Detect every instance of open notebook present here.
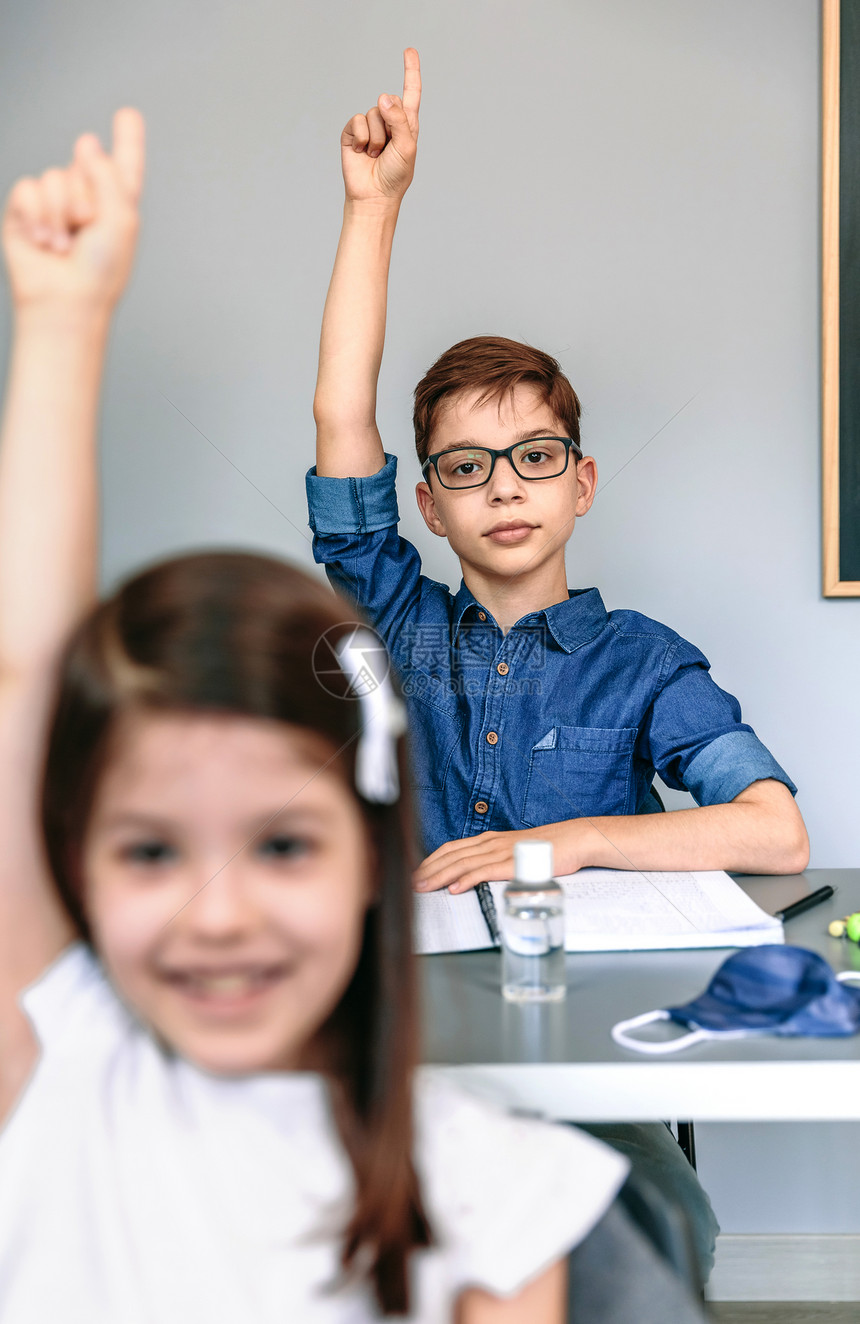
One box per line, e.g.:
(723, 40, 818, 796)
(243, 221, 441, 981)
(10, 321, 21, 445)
(414, 869, 784, 955)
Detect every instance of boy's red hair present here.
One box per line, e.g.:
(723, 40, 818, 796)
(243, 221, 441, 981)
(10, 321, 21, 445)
(412, 335, 582, 464)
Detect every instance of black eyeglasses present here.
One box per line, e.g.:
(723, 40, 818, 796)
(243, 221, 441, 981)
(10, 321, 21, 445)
(421, 436, 582, 490)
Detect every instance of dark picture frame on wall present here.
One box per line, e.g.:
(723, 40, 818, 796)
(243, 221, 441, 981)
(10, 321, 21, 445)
(823, 0, 860, 595)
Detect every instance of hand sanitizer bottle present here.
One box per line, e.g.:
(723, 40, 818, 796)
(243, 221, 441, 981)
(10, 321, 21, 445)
(501, 841, 566, 1002)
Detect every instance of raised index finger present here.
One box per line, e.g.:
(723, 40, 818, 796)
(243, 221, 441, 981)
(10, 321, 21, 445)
(402, 47, 421, 133)
(111, 107, 146, 202)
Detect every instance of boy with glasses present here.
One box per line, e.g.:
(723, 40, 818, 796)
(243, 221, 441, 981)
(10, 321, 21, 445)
(307, 50, 807, 895)
(305, 52, 808, 1281)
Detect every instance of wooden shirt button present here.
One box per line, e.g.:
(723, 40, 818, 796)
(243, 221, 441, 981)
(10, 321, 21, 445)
(478, 611, 487, 621)
(496, 662, 509, 675)
(486, 731, 499, 745)
(474, 800, 489, 814)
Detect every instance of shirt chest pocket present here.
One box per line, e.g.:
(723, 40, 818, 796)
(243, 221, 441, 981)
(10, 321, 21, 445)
(520, 725, 637, 826)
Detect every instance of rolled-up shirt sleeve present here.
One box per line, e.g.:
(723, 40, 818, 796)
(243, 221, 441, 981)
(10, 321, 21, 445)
(641, 639, 797, 805)
(306, 452, 401, 536)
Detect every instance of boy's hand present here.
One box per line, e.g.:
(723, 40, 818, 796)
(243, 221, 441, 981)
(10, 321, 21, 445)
(341, 48, 420, 205)
(414, 823, 583, 895)
(2, 107, 145, 313)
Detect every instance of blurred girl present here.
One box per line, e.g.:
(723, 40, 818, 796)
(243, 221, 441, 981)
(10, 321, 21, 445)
(0, 113, 628, 1322)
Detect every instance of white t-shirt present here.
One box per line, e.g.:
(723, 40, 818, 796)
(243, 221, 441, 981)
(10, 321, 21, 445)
(0, 944, 628, 1323)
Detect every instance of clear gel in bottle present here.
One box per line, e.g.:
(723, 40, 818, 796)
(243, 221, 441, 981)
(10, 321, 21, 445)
(501, 841, 566, 1003)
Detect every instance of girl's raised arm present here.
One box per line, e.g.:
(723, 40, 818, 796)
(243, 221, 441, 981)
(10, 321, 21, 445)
(0, 110, 144, 1113)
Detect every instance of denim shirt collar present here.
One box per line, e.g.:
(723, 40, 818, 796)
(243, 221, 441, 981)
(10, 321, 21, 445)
(452, 581, 608, 653)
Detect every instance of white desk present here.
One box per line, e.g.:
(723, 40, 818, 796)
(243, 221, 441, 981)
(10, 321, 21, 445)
(420, 870, 860, 1121)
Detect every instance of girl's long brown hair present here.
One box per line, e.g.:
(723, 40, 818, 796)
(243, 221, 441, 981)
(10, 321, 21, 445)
(40, 550, 431, 1315)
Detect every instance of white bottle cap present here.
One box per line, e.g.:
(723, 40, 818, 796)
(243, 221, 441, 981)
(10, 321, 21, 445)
(514, 840, 554, 883)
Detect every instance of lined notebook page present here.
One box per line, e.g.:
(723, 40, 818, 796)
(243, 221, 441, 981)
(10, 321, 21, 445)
(413, 888, 495, 954)
(490, 869, 784, 952)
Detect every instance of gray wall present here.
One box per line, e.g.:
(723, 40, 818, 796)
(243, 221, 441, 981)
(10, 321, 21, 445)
(1, 0, 853, 860)
(1, 0, 857, 1234)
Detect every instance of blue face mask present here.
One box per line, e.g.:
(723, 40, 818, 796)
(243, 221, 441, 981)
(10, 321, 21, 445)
(612, 945, 860, 1055)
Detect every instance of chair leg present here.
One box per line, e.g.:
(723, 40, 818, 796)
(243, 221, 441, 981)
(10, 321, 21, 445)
(675, 1121, 697, 1169)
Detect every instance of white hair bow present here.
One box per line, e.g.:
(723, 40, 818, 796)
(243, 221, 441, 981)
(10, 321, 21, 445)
(334, 628, 407, 804)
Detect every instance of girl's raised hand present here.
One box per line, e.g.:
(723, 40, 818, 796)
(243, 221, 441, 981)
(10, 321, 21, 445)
(1, 107, 145, 312)
(341, 48, 421, 205)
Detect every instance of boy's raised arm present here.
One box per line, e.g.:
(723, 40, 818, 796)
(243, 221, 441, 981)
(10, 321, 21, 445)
(314, 48, 420, 478)
(0, 112, 144, 1061)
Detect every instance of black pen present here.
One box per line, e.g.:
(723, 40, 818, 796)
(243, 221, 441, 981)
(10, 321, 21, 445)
(774, 885, 835, 923)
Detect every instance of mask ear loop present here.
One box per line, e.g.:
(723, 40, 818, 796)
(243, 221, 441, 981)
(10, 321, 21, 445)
(611, 1009, 713, 1055)
(836, 972, 860, 985)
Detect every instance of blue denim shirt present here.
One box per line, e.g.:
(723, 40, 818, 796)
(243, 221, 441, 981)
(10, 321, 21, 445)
(306, 454, 796, 855)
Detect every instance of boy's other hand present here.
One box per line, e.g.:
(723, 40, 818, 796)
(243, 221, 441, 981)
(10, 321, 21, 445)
(414, 823, 580, 895)
(2, 107, 145, 313)
(341, 48, 420, 205)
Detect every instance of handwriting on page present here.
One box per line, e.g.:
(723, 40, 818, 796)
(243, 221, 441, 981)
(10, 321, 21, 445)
(560, 869, 780, 939)
(562, 872, 723, 934)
